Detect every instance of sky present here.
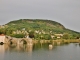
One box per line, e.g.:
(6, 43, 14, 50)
(0, 0, 80, 32)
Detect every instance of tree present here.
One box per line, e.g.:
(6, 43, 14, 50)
(44, 34, 51, 40)
(62, 33, 70, 39)
(11, 34, 25, 38)
(0, 28, 6, 34)
(29, 31, 34, 38)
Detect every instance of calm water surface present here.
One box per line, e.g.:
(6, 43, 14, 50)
(0, 43, 80, 60)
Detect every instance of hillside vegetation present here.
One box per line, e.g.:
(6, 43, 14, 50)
(0, 19, 80, 40)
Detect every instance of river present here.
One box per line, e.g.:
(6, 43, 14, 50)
(0, 43, 80, 60)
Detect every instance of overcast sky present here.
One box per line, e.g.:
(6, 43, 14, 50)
(0, 0, 80, 32)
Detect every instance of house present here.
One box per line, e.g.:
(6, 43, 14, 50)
(0, 34, 5, 44)
(54, 34, 63, 37)
(51, 35, 55, 39)
(54, 34, 63, 39)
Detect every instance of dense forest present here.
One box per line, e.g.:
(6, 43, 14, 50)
(0, 19, 80, 40)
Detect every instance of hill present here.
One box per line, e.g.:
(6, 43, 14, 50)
(0, 19, 80, 39)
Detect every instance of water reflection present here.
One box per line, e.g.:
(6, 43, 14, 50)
(0, 43, 80, 54)
(0, 43, 52, 53)
(0, 44, 33, 53)
(0, 44, 55, 53)
(0, 43, 80, 53)
(0, 45, 5, 53)
(0, 43, 80, 60)
(0, 45, 6, 60)
(9, 44, 33, 52)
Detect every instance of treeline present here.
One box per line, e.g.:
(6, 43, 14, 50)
(0, 27, 80, 40)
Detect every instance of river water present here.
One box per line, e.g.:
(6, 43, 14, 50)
(0, 43, 80, 60)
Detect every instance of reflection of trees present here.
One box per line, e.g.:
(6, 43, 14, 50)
(0, 45, 6, 60)
(33, 43, 48, 51)
(4, 44, 33, 52)
(0, 43, 49, 53)
(1, 43, 39, 53)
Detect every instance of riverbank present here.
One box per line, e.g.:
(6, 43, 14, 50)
(2, 36, 80, 45)
(32, 39, 80, 45)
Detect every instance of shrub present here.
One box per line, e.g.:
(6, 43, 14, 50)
(11, 34, 25, 38)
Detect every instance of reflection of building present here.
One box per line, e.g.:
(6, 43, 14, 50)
(0, 45, 5, 60)
(0, 44, 10, 53)
(0, 44, 10, 60)
(16, 44, 33, 52)
(26, 45, 33, 52)
(0, 45, 5, 53)
(49, 44, 53, 50)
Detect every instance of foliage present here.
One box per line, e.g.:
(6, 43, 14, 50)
(43, 34, 51, 40)
(62, 33, 70, 39)
(0, 19, 80, 39)
(11, 34, 25, 38)
(0, 28, 6, 34)
(29, 31, 34, 38)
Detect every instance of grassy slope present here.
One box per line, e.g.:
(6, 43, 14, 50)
(6, 19, 80, 35)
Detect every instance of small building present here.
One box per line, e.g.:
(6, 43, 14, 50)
(0, 34, 5, 44)
(54, 34, 63, 37)
(54, 34, 63, 39)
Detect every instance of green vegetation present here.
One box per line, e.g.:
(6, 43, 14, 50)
(0, 19, 80, 39)
(11, 34, 25, 38)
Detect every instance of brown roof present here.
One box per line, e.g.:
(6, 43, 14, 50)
(0, 34, 5, 36)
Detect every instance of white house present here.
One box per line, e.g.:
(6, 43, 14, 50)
(0, 34, 5, 44)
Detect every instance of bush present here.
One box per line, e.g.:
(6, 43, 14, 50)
(11, 34, 25, 38)
(44, 34, 51, 40)
(29, 31, 34, 38)
(62, 33, 70, 39)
